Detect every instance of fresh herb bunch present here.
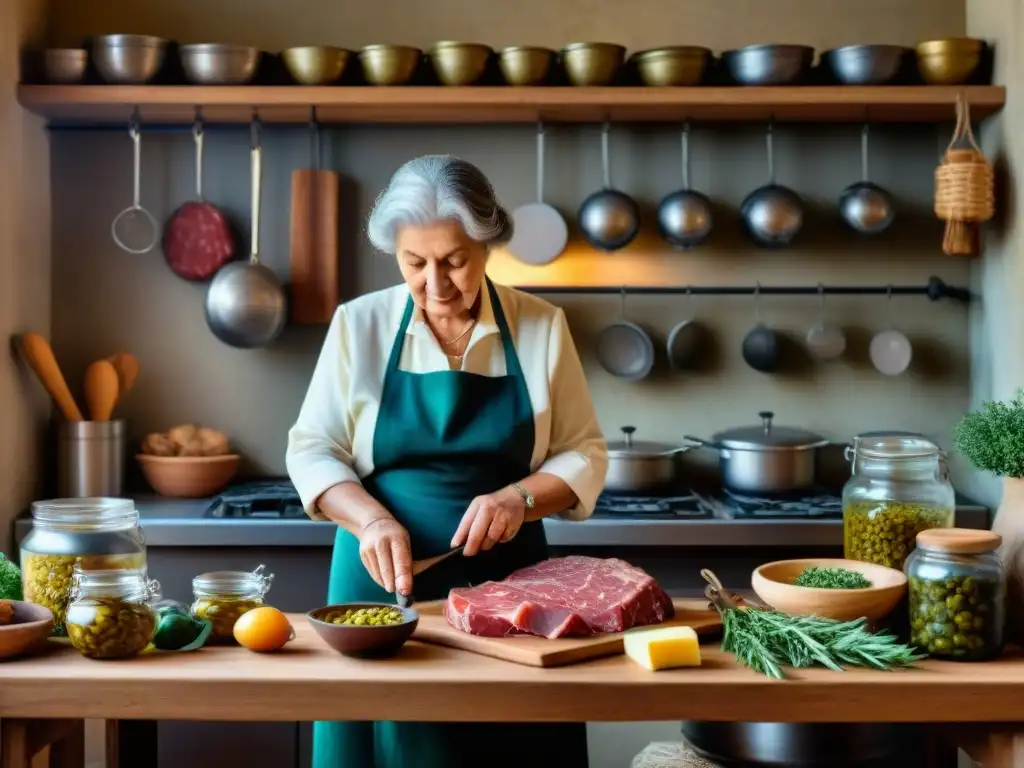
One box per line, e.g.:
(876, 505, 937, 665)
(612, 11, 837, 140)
(0, 553, 22, 601)
(954, 390, 1024, 478)
(719, 607, 922, 680)
(794, 566, 872, 590)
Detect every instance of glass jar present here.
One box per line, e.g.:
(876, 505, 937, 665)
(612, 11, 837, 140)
(20, 498, 147, 634)
(905, 528, 1006, 661)
(841, 436, 954, 571)
(191, 564, 274, 642)
(66, 565, 160, 659)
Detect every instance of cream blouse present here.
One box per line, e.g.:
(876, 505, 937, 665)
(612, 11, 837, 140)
(285, 280, 608, 521)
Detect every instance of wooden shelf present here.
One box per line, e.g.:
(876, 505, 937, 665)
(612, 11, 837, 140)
(17, 84, 1005, 126)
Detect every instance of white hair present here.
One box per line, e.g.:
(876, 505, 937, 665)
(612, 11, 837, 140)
(367, 155, 513, 254)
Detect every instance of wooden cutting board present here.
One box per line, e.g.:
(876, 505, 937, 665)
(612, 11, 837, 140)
(412, 598, 722, 668)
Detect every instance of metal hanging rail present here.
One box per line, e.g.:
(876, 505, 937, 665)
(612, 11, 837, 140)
(517, 276, 971, 302)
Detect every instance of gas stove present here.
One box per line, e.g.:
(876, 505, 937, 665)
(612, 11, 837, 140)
(204, 480, 305, 519)
(592, 488, 843, 520)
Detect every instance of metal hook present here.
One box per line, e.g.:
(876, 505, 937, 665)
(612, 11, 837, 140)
(128, 107, 141, 139)
(619, 286, 627, 318)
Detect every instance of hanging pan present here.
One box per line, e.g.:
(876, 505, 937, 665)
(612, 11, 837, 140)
(578, 121, 640, 251)
(595, 288, 654, 381)
(506, 122, 568, 265)
(162, 118, 237, 281)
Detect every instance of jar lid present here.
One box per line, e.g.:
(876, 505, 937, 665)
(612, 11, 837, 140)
(193, 564, 274, 596)
(856, 436, 941, 460)
(607, 426, 683, 458)
(71, 565, 160, 600)
(916, 528, 1001, 554)
(712, 411, 826, 451)
(31, 497, 138, 528)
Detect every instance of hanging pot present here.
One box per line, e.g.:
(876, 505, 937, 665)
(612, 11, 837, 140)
(578, 121, 640, 251)
(684, 411, 829, 494)
(657, 122, 712, 249)
(740, 123, 803, 248)
(605, 426, 694, 493)
(838, 123, 894, 235)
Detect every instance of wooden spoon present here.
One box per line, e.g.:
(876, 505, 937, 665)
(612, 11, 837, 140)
(83, 359, 120, 421)
(106, 352, 140, 397)
(16, 333, 83, 421)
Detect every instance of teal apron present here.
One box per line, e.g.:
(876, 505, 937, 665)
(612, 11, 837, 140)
(313, 279, 588, 768)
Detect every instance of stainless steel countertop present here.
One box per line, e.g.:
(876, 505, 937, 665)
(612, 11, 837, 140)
(11, 495, 990, 549)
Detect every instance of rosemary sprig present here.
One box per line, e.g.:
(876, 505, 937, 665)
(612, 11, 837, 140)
(793, 566, 872, 590)
(720, 607, 923, 680)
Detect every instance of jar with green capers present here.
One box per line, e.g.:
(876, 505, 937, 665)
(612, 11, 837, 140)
(905, 528, 1006, 661)
(842, 436, 954, 570)
(190, 565, 274, 642)
(20, 498, 147, 635)
(66, 565, 160, 659)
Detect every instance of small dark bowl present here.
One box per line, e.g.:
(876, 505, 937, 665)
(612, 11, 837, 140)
(307, 603, 418, 658)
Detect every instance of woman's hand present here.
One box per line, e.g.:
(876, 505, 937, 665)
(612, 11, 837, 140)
(452, 488, 526, 556)
(359, 517, 412, 595)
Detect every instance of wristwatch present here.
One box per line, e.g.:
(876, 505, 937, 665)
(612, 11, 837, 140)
(509, 482, 535, 510)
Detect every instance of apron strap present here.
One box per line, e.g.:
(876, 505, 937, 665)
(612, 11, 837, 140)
(384, 293, 417, 377)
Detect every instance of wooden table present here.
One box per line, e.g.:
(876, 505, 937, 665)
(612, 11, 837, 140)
(1, 616, 1024, 766)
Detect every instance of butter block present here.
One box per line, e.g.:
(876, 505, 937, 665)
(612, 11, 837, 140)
(624, 625, 702, 671)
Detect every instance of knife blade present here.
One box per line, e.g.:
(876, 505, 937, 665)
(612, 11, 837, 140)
(397, 546, 464, 608)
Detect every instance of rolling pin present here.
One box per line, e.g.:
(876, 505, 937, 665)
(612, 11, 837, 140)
(289, 120, 339, 325)
(83, 359, 120, 421)
(17, 333, 83, 421)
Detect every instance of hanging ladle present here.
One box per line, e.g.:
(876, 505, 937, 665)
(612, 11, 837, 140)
(839, 123, 895, 235)
(657, 122, 713, 249)
(111, 115, 159, 254)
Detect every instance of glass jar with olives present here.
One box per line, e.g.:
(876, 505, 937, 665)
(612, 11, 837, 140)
(191, 564, 274, 642)
(905, 528, 1006, 661)
(20, 498, 147, 634)
(66, 565, 160, 659)
(842, 436, 954, 571)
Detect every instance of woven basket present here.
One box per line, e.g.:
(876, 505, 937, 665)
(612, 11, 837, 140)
(934, 93, 994, 257)
(632, 742, 723, 768)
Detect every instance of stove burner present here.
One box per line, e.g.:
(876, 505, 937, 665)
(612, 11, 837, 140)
(591, 492, 713, 520)
(205, 480, 306, 519)
(721, 488, 842, 519)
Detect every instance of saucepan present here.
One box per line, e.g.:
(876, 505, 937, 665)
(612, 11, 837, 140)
(605, 426, 695, 493)
(684, 411, 830, 494)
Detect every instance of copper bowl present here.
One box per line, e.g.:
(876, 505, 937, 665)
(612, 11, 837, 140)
(632, 46, 711, 86)
(359, 44, 422, 85)
(498, 46, 555, 85)
(915, 37, 984, 84)
(43, 48, 88, 84)
(561, 42, 626, 86)
(308, 603, 418, 658)
(282, 46, 351, 85)
(136, 454, 240, 498)
(429, 41, 492, 86)
(0, 602, 54, 659)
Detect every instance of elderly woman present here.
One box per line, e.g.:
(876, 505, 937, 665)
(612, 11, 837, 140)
(286, 154, 608, 768)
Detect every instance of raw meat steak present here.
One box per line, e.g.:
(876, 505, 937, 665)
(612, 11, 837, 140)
(445, 556, 674, 638)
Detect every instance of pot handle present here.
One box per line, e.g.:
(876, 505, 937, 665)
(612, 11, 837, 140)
(683, 436, 720, 451)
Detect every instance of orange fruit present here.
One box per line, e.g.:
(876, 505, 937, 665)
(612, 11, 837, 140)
(233, 606, 294, 652)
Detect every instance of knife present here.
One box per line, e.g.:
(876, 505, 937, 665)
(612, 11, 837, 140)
(397, 546, 464, 608)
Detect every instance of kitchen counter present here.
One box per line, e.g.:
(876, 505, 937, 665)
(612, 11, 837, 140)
(2, 620, 1024, 767)
(11, 495, 990, 549)
(1, 619, 1023, 724)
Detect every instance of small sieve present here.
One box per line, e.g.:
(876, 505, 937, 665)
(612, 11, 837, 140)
(111, 116, 159, 254)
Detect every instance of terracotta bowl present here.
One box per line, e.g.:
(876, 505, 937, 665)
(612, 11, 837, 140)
(136, 454, 240, 498)
(308, 603, 418, 658)
(0, 602, 54, 659)
(752, 558, 907, 623)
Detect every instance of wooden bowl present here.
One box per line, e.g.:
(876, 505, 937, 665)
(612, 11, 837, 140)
(752, 558, 907, 623)
(0, 602, 54, 659)
(307, 603, 418, 658)
(136, 454, 239, 498)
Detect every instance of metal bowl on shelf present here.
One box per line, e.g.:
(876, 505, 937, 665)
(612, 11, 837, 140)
(915, 37, 983, 84)
(823, 44, 908, 85)
(498, 46, 554, 85)
(632, 46, 711, 86)
(43, 48, 88, 84)
(359, 44, 422, 85)
(91, 34, 167, 84)
(179, 44, 261, 85)
(429, 41, 493, 86)
(722, 44, 814, 85)
(281, 46, 350, 85)
(560, 42, 626, 86)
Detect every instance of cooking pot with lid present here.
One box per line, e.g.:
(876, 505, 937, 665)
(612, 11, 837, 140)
(605, 426, 694, 494)
(684, 411, 829, 494)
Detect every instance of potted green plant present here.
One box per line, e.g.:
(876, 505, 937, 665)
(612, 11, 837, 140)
(954, 390, 1024, 643)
